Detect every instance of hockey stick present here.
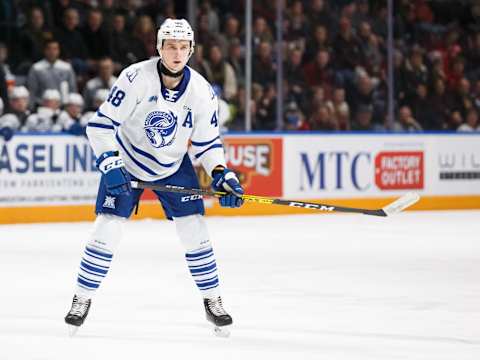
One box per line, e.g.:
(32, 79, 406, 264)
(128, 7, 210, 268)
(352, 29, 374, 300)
(131, 181, 420, 217)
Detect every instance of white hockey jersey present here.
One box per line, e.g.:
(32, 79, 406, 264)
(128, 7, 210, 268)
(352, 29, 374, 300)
(86, 58, 226, 181)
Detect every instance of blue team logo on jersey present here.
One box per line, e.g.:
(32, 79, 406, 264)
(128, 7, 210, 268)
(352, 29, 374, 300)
(144, 111, 178, 148)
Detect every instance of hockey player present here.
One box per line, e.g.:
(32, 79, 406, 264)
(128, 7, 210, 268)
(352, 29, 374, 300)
(64, 18, 244, 336)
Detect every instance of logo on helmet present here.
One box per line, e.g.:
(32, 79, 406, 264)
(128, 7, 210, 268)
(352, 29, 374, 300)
(144, 111, 178, 148)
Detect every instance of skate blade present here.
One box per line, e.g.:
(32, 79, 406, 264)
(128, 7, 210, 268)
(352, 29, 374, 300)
(213, 325, 231, 338)
(68, 325, 79, 337)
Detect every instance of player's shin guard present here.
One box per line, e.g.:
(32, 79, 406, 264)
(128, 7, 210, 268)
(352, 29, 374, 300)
(185, 246, 220, 299)
(75, 214, 124, 298)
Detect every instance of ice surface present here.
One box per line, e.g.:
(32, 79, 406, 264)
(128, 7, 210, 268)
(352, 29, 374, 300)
(1, 211, 479, 360)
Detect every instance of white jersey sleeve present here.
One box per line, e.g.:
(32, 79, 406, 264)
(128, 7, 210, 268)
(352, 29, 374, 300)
(190, 83, 226, 176)
(86, 66, 145, 157)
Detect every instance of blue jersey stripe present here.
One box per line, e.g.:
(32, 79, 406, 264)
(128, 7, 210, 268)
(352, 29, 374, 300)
(194, 144, 223, 159)
(87, 122, 115, 130)
(191, 136, 220, 147)
(130, 142, 176, 168)
(116, 133, 158, 176)
(97, 110, 121, 126)
(86, 246, 113, 259)
(185, 248, 213, 259)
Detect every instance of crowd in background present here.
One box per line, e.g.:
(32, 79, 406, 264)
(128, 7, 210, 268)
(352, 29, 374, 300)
(1, 0, 480, 140)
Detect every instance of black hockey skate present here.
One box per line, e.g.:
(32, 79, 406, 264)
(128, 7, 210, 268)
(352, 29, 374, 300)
(65, 295, 91, 336)
(204, 297, 232, 337)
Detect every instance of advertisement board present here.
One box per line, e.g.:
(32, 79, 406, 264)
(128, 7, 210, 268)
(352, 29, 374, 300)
(283, 134, 480, 199)
(0, 135, 99, 207)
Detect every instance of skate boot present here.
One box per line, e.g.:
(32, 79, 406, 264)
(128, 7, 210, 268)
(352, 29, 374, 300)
(65, 295, 91, 336)
(204, 296, 232, 337)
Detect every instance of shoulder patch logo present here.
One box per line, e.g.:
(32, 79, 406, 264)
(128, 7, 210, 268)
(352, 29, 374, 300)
(148, 95, 158, 103)
(144, 111, 178, 148)
(126, 68, 139, 83)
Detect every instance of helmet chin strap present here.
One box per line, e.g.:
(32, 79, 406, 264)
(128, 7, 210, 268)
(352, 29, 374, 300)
(159, 61, 184, 78)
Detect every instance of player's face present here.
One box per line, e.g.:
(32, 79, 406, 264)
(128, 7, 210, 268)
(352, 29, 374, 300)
(161, 40, 191, 72)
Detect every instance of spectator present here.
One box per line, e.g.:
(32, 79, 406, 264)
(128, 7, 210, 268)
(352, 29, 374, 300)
(252, 17, 274, 48)
(252, 41, 276, 87)
(285, 48, 307, 103)
(5, 86, 31, 127)
(446, 56, 465, 91)
(403, 45, 429, 101)
(393, 105, 423, 132)
(190, 44, 210, 79)
(99, 0, 116, 32)
(255, 84, 276, 130)
(22, 89, 62, 132)
(133, 15, 157, 58)
(111, 12, 148, 71)
(358, 21, 383, 75)
(450, 77, 474, 117)
(199, 0, 220, 34)
(16, 7, 54, 74)
(0, 43, 15, 92)
(27, 39, 77, 107)
(217, 15, 241, 56)
(427, 78, 450, 130)
(332, 17, 363, 72)
(82, 8, 113, 62)
(326, 87, 351, 130)
(352, 0, 373, 28)
(283, 101, 306, 131)
(51, 0, 88, 28)
(227, 39, 244, 87)
(347, 72, 377, 120)
(287, 0, 308, 47)
(304, 24, 330, 63)
(458, 108, 480, 131)
(310, 104, 337, 130)
(196, 13, 220, 51)
(82, 57, 117, 111)
(408, 83, 435, 130)
(303, 49, 334, 92)
(445, 110, 463, 130)
(0, 113, 19, 140)
(351, 104, 374, 131)
(307, 0, 333, 33)
(54, 8, 89, 64)
(204, 45, 237, 101)
(57, 93, 85, 135)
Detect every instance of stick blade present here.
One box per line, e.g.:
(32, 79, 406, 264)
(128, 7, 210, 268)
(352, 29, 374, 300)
(382, 192, 420, 216)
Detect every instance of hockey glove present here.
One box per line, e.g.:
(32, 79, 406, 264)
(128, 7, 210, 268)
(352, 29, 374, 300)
(96, 151, 131, 196)
(211, 166, 244, 208)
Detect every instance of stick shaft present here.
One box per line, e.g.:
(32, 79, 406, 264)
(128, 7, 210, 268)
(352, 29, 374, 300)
(131, 181, 387, 216)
